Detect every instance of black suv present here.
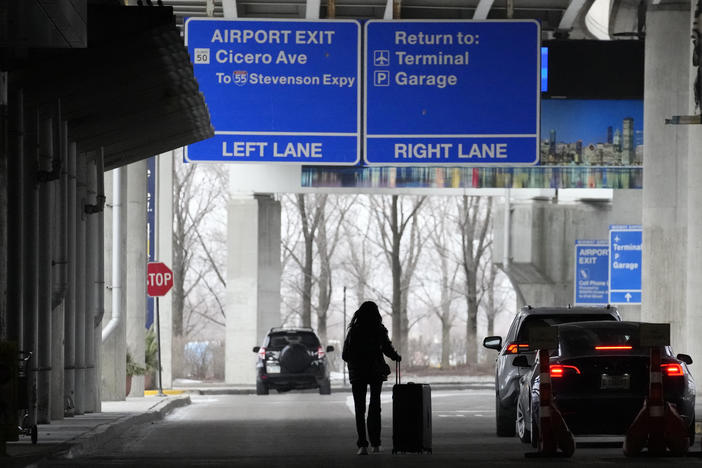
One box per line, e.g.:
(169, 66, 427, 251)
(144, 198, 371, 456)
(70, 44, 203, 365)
(253, 327, 334, 395)
(482, 305, 621, 437)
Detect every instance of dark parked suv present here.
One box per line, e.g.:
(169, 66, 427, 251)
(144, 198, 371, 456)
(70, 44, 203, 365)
(253, 327, 334, 395)
(482, 305, 621, 436)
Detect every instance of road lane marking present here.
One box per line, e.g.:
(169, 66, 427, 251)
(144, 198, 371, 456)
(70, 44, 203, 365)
(344, 391, 497, 416)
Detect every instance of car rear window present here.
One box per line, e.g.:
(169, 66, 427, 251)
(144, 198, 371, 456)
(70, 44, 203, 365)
(557, 322, 646, 356)
(516, 314, 616, 342)
(268, 332, 320, 349)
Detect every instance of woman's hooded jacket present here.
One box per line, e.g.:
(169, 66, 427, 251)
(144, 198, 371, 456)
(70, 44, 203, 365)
(342, 323, 400, 384)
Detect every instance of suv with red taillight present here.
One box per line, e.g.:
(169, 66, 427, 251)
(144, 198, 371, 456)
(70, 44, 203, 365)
(253, 327, 334, 395)
(482, 305, 621, 437)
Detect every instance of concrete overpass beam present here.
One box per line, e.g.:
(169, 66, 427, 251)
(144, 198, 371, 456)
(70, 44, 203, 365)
(495, 191, 641, 315)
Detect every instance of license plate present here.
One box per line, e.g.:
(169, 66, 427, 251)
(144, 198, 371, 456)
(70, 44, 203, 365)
(266, 364, 280, 374)
(600, 374, 630, 390)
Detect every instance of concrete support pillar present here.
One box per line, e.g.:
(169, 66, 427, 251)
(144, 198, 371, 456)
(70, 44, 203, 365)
(256, 195, 281, 338)
(156, 152, 174, 389)
(74, 155, 86, 415)
(101, 169, 128, 400)
(37, 115, 53, 423)
(50, 119, 68, 420)
(0, 72, 7, 341)
(64, 141, 77, 416)
(126, 160, 147, 396)
(641, 4, 690, 352)
(225, 194, 281, 384)
(6, 89, 22, 345)
(84, 157, 97, 413)
(22, 104, 39, 428)
(686, 4, 702, 387)
(93, 152, 105, 412)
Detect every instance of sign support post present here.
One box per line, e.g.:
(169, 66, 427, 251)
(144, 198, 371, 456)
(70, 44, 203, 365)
(155, 297, 165, 398)
(147, 262, 174, 397)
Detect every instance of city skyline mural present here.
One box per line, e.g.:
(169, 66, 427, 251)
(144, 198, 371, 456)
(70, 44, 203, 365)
(540, 99, 643, 166)
(302, 99, 644, 189)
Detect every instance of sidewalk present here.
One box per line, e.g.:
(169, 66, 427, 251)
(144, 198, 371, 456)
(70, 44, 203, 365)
(4, 394, 191, 468)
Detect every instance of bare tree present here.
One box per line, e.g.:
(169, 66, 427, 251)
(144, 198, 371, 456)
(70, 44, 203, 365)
(341, 196, 378, 307)
(419, 197, 461, 369)
(457, 196, 492, 370)
(314, 196, 354, 343)
(370, 195, 426, 360)
(284, 194, 326, 328)
(280, 194, 304, 326)
(172, 160, 227, 373)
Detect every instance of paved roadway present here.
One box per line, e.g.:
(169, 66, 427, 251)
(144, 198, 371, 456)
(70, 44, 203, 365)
(42, 389, 702, 467)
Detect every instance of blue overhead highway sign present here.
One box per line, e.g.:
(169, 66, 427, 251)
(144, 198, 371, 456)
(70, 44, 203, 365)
(364, 20, 540, 166)
(609, 225, 642, 304)
(574, 240, 609, 305)
(184, 18, 361, 165)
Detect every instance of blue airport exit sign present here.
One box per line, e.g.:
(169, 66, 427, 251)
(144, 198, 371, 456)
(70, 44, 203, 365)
(184, 19, 361, 165)
(364, 20, 540, 166)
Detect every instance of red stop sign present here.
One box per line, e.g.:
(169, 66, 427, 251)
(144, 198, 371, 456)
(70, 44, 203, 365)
(147, 262, 174, 297)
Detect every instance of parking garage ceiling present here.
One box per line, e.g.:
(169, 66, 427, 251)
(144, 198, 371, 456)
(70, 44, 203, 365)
(160, 0, 645, 40)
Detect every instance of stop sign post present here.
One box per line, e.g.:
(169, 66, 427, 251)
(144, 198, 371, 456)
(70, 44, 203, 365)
(147, 262, 173, 397)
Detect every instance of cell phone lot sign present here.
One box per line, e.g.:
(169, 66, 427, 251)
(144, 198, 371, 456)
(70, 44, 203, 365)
(364, 20, 540, 166)
(574, 240, 609, 305)
(185, 19, 361, 165)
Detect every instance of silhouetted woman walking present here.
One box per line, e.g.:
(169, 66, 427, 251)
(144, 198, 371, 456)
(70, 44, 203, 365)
(342, 301, 401, 455)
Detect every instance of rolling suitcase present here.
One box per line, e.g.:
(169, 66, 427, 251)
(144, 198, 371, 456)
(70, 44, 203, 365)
(392, 362, 432, 454)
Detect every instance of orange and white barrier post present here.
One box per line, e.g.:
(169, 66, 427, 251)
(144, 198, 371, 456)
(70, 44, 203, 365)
(527, 348, 575, 458)
(624, 345, 689, 456)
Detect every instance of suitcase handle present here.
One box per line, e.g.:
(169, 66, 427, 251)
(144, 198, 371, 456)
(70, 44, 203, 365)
(396, 360, 401, 385)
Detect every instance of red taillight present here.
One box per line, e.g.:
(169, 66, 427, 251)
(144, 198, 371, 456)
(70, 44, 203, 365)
(595, 345, 633, 351)
(506, 343, 529, 354)
(317, 346, 325, 359)
(258, 347, 267, 360)
(661, 363, 684, 377)
(549, 364, 581, 378)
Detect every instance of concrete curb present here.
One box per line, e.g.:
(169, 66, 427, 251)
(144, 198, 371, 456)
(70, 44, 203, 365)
(63, 395, 191, 459)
